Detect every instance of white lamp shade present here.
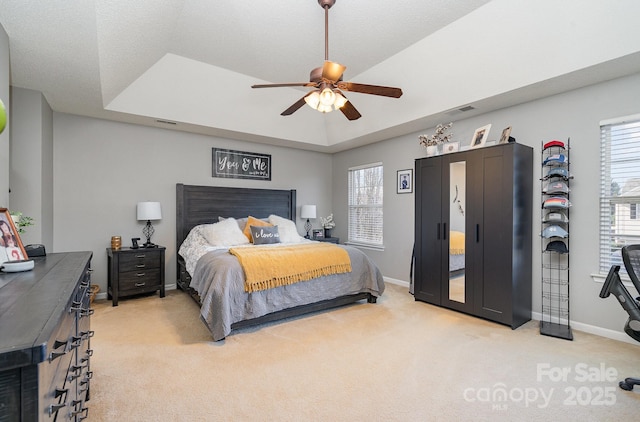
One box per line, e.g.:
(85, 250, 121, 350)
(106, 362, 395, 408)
(300, 205, 316, 219)
(137, 202, 162, 221)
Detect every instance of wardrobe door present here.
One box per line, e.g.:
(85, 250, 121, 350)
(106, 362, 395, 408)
(473, 146, 514, 325)
(414, 157, 443, 304)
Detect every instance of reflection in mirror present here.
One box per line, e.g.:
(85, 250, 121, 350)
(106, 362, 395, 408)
(449, 161, 466, 303)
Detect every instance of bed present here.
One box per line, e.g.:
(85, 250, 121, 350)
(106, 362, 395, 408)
(176, 183, 385, 341)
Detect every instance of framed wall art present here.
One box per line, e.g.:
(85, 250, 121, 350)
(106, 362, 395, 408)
(397, 169, 413, 194)
(212, 148, 271, 180)
(470, 124, 492, 149)
(0, 208, 28, 264)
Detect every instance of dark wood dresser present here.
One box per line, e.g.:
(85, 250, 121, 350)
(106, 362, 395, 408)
(0, 252, 93, 421)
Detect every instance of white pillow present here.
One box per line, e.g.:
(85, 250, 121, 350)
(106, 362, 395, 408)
(268, 215, 304, 243)
(202, 217, 250, 247)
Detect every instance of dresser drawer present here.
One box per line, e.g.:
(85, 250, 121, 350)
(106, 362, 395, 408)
(118, 251, 161, 272)
(119, 269, 161, 292)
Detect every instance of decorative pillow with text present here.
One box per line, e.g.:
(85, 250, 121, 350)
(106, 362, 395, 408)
(250, 225, 281, 245)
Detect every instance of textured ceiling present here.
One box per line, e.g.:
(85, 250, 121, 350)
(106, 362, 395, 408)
(1, 0, 640, 152)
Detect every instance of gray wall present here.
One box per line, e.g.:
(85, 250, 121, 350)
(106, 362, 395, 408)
(9, 88, 54, 247)
(332, 72, 640, 336)
(52, 114, 334, 294)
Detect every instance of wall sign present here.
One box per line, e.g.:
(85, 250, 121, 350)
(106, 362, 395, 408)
(212, 148, 271, 180)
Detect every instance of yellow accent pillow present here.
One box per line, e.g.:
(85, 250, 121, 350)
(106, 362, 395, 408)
(243, 216, 273, 242)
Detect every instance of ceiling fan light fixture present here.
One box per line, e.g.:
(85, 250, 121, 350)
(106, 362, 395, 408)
(333, 91, 347, 109)
(304, 91, 321, 109)
(317, 103, 333, 113)
(319, 87, 336, 106)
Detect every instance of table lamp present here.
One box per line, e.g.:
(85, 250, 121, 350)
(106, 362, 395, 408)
(300, 205, 316, 239)
(137, 201, 162, 248)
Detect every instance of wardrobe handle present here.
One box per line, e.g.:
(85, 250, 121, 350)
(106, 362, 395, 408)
(476, 224, 480, 242)
(443, 223, 447, 240)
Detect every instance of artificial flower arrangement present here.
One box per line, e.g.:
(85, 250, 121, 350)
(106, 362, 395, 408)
(419, 122, 454, 147)
(321, 214, 336, 229)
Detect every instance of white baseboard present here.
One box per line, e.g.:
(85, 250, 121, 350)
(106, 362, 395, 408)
(531, 310, 638, 346)
(383, 276, 410, 289)
(94, 283, 177, 301)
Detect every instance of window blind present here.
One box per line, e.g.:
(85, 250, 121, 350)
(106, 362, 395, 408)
(599, 115, 640, 275)
(348, 163, 383, 247)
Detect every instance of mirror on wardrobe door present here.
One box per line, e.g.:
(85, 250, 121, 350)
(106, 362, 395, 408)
(449, 161, 466, 303)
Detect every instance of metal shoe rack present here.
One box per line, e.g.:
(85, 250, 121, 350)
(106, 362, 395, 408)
(540, 138, 573, 340)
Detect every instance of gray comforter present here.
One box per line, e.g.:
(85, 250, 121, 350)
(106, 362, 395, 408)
(190, 244, 385, 340)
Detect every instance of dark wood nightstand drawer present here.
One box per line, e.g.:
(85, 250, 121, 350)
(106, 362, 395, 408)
(118, 251, 161, 272)
(119, 269, 161, 292)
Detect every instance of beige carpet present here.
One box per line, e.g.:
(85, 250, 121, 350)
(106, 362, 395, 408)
(87, 283, 639, 421)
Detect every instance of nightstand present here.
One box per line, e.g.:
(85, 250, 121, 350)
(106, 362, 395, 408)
(107, 246, 165, 306)
(315, 237, 339, 244)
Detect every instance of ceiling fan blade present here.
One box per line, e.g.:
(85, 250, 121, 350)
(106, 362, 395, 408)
(339, 100, 362, 121)
(252, 82, 315, 89)
(337, 82, 403, 98)
(280, 94, 310, 116)
(322, 61, 346, 82)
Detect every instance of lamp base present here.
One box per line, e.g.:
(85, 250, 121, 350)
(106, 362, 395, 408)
(142, 242, 158, 248)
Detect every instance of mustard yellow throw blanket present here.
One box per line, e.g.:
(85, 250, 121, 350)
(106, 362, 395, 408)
(229, 243, 352, 293)
(450, 230, 465, 255)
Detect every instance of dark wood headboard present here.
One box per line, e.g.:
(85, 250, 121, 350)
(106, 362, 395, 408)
(176, 183, 296, 260)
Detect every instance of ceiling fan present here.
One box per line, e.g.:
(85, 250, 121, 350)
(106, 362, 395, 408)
(251, 0, 403, 121)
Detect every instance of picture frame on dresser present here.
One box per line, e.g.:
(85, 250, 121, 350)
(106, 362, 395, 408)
(470, 124, 491, 149)
(0, 208, 27, 264)
(499, 126, 512, 144)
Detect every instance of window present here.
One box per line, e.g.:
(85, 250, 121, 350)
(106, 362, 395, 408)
(348, 163, 383, 248)
(599, 114, 640, 274)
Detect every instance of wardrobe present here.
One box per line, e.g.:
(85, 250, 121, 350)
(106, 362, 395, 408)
(414, 142, 533, 329)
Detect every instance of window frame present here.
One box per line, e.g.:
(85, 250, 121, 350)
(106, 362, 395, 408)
(346, 162, 384, 250)
(598, 113, 640, 280)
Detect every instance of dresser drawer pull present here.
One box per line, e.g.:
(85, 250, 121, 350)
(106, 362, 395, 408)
(79, 330, 95, 340)
(73, 407, 89, 419)
(70, 336, 82, 349)
(69, 364, 86, 374)
(49, 350, 67, 361)
(135, 254, 146, 258)
(49, 339, 68, 361)
(135, 282, 146, 287)
(80, 308, 95, 317)
(48, 403, 67, 416)
(136, 264, 146, 268)
(70, 300, 83, 313)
